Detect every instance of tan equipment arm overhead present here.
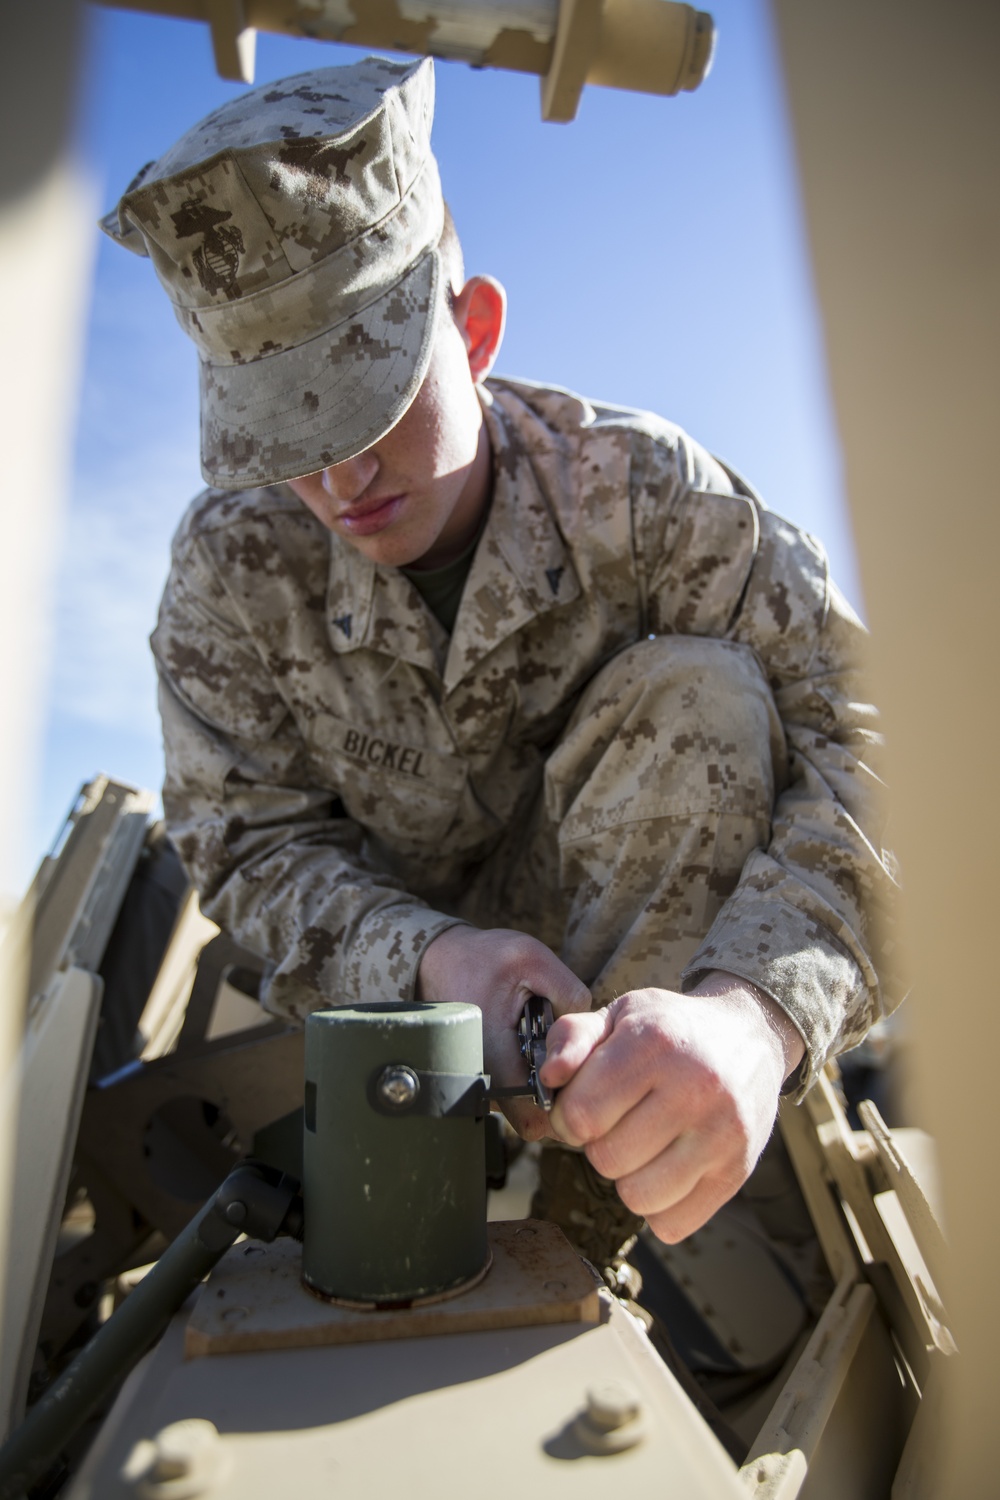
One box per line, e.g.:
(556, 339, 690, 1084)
(94, 0, 714, 120)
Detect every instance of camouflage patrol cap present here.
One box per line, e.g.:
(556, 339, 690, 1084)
(102, 57, 444, 489)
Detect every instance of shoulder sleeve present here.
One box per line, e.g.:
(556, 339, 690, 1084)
(151, 515, 462, 1021)
(635, 441, 901, 1096)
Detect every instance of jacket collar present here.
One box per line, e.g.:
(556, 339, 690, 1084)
(323, 386, 580, 690)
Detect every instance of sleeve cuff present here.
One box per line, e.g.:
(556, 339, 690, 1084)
(343, 905, 472, 1006)
(680, 894, 873, 1101)
(262, 903, 470, 1021)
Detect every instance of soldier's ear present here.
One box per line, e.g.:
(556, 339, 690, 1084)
(451, 276, 506, 383)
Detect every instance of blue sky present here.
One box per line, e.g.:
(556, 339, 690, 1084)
(26, 0, 858, 891)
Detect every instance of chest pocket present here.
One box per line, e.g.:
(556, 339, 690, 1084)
(305, 712, 468, 851)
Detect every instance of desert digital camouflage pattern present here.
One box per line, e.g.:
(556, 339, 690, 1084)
(152, 378, 901, 1100)
(101, 57, 444, 488)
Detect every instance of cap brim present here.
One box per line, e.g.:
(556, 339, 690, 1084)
(198, 251, 440, 490)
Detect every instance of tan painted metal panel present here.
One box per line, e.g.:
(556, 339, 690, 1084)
(68, 1290, 749, 1498)
(0, 968, 103, 1434)
(770, 3, 1000, 1491)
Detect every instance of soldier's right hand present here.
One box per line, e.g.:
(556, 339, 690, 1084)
(415, 925, 591, 1140)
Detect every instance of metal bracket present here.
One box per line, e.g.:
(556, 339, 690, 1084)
(368, 1065, 490, 1120)
(368, 995, 557, 1120)
(205, 0, 256, 83)
(541, 0, 604, 122)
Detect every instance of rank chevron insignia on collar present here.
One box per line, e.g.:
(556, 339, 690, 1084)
(545, 566, 564, 596)
(332, 613, 352, 639)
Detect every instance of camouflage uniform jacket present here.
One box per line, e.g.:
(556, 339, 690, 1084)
(152, 377, 899, 1098)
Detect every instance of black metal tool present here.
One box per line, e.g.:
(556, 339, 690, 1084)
(519, 993, 555, 1111)
(489, 994, 556, 1111)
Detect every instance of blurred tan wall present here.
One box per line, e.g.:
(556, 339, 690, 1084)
(0, 2, 93, 895)
(771, 1, 1000, 1492)
(0, 0, 93, 1437)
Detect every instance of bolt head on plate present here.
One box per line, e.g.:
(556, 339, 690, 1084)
(573, 1380, 647, 1455)
(122, 1418, 231, 1497)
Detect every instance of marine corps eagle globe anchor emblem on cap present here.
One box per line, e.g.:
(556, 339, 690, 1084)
(170, 199, 246, 300)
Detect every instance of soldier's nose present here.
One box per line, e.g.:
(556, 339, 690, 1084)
(321, 451, 379, 503)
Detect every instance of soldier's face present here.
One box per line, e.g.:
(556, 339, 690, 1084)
(287, 277, 505, 571)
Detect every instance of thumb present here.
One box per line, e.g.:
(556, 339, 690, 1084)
(533, 960, 591, 1021)
(540, 1005, 615, 1088)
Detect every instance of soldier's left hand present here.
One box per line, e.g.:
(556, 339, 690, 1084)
(539, 974, 805, 1243)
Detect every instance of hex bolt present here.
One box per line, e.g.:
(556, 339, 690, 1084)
(153, 1423, 202, 1480)
(587, 1380, 643, 1430)
(573, 1380, 647, 1455)
(376, 1064, 421, 1110)
(123, 1418, 231, 1498)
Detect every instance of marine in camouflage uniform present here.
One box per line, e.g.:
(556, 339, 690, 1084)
(106, 56, 900, 1258)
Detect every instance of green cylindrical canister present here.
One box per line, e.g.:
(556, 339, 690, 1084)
(302, 1002, 488, 1304)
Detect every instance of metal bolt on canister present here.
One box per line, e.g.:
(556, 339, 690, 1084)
(376, 1063, 421, 1109)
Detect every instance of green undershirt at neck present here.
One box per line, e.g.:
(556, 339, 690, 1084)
(401, 516, 488, 634)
